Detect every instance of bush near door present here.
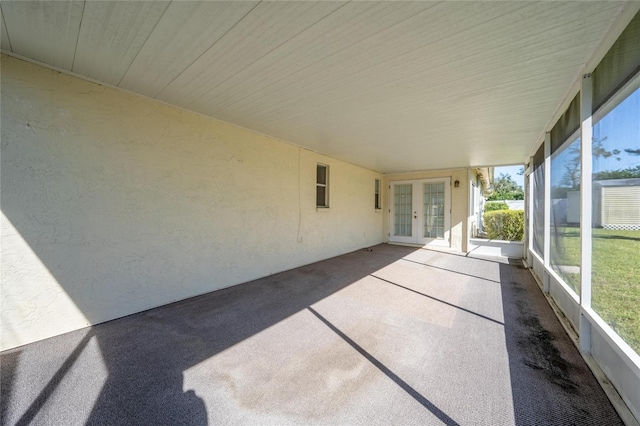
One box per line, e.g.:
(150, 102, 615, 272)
(484, 210, 524, 241)
(484, 201, 509, 212)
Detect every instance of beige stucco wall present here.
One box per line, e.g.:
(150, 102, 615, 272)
(0, 55, 384, 350)
(383, 169, 470, 252)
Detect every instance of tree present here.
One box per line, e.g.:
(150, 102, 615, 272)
(559, 137, 640, 190)
(487, 173, 524, 200)
(560, 137, 620, 189)
(593, 164, 640, 180)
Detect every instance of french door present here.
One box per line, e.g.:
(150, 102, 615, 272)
(390, 178, 451, 246)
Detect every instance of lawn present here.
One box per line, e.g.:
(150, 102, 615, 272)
(549, 227, 640, 356)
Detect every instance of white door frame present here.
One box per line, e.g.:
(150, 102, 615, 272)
(389, 178, 451, 247)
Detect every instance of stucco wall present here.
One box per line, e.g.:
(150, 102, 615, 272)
(382, 169, 469, 252)
(0, 56, 384, 350)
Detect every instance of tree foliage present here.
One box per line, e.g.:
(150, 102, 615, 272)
(484, 201, 509, 212)
(560, 138, 622, 189)
(593, 164, 640, 180)
(558, 137, 639, 190)
(487, 173, 524, 200)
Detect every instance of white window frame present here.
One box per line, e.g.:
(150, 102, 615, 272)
(374, 178, 381, 210)
(316, 163, 329, 208)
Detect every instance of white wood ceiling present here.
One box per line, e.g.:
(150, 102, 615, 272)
(0, 1, 634, 173)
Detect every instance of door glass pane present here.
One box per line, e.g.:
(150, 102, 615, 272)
(424, 182, 445, 239)
(394, 184, 412, 236)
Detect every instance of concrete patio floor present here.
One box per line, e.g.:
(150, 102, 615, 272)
(1, 244, 622, 425)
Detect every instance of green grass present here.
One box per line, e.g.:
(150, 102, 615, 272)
(592, 229, 640, 355)
(549, 227, 640, 355)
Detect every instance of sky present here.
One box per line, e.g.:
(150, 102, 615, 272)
(495, 165, 524, 188)
(551, 87, 639, 186)
(592, 87, 640, 173)
(485, 87, 638, 190)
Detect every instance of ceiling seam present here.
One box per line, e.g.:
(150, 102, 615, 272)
(267, 35, 608, 126)
(281, 81, 578, 135)
(256, 5, 618, 122)
(183, 0, 356, 109)
(70, 0, 86, 72)
(116, 0, 172, 87)
(259, 60, 595, 130)
(221, 1, 538, 118)
(199, 1, 444, 113)
(281, 87, 570, 132)
(402, 5, 623, 77)
(152, 0, 263, 99)
(245, 32, 593, 124)
(0, 3, 13, 52)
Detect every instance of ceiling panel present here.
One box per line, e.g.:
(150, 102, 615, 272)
(156, 1, 347, 107)
(1, 0, 83, 69)
(231, 2, 615, 122)
(217, 1, 517, 119)
(186, 1, 622, 172)
(1, 1, 635, 173)
(119, 1, 259, 98)
(254, 39, 603, 133)
(73, 1, 170, 85)
(186, 1, 438, 114)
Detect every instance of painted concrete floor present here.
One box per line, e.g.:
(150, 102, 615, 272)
(1, 244, 622, 425)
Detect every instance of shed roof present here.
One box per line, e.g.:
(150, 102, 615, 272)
(594, 178, 640, 188)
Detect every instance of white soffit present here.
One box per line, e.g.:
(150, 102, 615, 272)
(0, 1, 633, 173)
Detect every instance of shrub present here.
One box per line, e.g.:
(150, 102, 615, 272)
(484, 201, 509, 212)
(483, 210, 524, 241)
(486, 190, 524, 201)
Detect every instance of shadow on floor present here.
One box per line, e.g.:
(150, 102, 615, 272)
(1, 245, 420, 425)
(1, 246, 624, 425)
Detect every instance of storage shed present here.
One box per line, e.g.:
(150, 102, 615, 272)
(593, 178, 640, 230)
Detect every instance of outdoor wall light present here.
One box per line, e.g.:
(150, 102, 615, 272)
(454, 180, 460, 188)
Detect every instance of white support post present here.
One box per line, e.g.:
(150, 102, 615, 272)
(543, 132, 551, 293)
(527, 160, 534, 262)
(580, 73, 593, 354)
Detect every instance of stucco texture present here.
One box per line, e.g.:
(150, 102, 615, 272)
(0, 55, 384, 350)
